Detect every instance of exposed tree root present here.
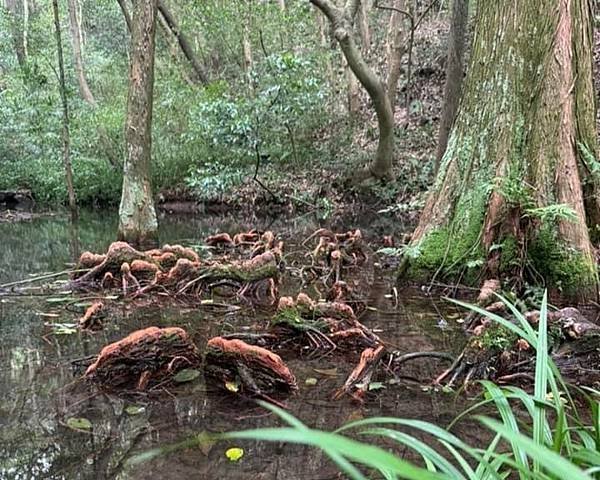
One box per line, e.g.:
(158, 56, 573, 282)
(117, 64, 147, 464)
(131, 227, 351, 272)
(84, 327, 201, 390)
(79, 301, 105, 330)
(436, 307, 600, 388)
(70, 239, 281, 304)
(272, 292, 381, 354)
(334, 345, 386, 401)
(204, 337, 297, 398)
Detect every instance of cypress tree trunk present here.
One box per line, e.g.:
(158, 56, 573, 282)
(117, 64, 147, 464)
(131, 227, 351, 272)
(118, 0, 158, 248)
(435, 0, 468, 172)
(408, 0, 599, 301)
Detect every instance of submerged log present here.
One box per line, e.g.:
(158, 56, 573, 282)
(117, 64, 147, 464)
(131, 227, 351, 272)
(204, 337, 297, 396)
(84, 327, 201, 389)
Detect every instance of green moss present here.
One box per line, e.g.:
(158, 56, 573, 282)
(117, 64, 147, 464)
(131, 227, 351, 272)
(498, 235, 519, 274)
(409, 194, 486, 282)
(477, 324, 517, 351)
(528, 227, 598, 297)
(271, 307, 327, 332)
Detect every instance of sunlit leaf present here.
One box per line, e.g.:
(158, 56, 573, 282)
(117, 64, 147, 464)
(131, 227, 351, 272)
(305, 377, 318, 386)
(225, 380, 240, 392)
(225, 447, 244, 462)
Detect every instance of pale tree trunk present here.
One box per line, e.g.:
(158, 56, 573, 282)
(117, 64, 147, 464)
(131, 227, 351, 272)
(67, 0, 96, 106)
(408, 0, 599, 302)
(311, 0, 395, 181)
(435, 0, 468, 172)
(242, 12, 253, 75)
(385, 1, 408, 108)
(316, 12, 336, 101)
(6, 0, 26, 68)
(118, 0, 159, 247)
(22, 0, 28, 58)
(52, 0, 77, 217)
(278, 0, 285, 11)
(157, 0, 209, 84)
(346, 63, 360, 115)
(357, 0, 371, 52)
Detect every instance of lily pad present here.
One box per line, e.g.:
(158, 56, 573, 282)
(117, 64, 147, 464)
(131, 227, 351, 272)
(225, 447, 244, 462)
(66, 417, 92, 431)
(173, 368, 201, 383)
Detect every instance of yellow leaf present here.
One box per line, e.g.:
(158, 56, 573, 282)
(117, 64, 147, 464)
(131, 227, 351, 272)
(225, 381, 240, 392)
(225, 447, 244, 462)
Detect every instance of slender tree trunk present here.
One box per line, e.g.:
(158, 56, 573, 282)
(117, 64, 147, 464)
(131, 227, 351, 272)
(346, 63, 360, 115)
(435, 0, 468, 172)
(67, 0, 96, 105)
(52, 0, 77, 217)
(157, 0, 209, 84)
(357, 0, 371, 52)
(116, 0, 132, 33)
(118, 0, 159, 247)
(311, 0, 395, 181)
(6, 0, 26, 69)
(242, 11, 253, 75)
(278, 0, 285, 12)
(22, 0, 28, 58)
(385, 2, 408, 108)
(408, 0, 599, 302)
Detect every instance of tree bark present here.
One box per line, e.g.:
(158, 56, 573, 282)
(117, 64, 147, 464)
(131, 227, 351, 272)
(6, 0, 27, 69)
(311, 0, 395, 181)
(157, 0, 209, 84)
(67, 0, 96, 106)
(385, 1, 408, 108)
(357, 0, 371, 52)
(408, 0, 599, 302)
(52, 0, 77, 217)
(434, 0, 468, 172)
(118, 0, 159, 248)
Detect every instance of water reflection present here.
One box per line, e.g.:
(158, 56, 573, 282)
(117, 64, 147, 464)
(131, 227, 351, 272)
(0, 209, 471, 479)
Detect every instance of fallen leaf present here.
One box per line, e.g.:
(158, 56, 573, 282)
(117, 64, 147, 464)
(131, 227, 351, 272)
(225, 447, 244, 462)
(66, 417, 92, 431)
(173, 369, 201, 383)
(368, 382, 385, 391)
(225, 381, 240, 392)
(125, 405, 146, 415)
(305, 377, 318, 386)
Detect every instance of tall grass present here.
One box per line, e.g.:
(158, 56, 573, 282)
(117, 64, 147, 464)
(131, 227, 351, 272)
(129, 292, 600, 479)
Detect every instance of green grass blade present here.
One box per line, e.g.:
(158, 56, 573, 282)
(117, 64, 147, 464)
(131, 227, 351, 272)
(480, 381, 529, 475)
(222, 428, 447, 480)
(478, 417, 593, 480)
(360, 427, 465, 479)
(533, 292, 549, 473)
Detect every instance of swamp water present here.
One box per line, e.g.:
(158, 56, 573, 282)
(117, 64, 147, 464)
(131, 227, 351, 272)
(0, 210, 479, 479)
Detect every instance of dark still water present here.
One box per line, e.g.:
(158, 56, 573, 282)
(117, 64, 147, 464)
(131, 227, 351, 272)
(0, 209, 477, 480)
